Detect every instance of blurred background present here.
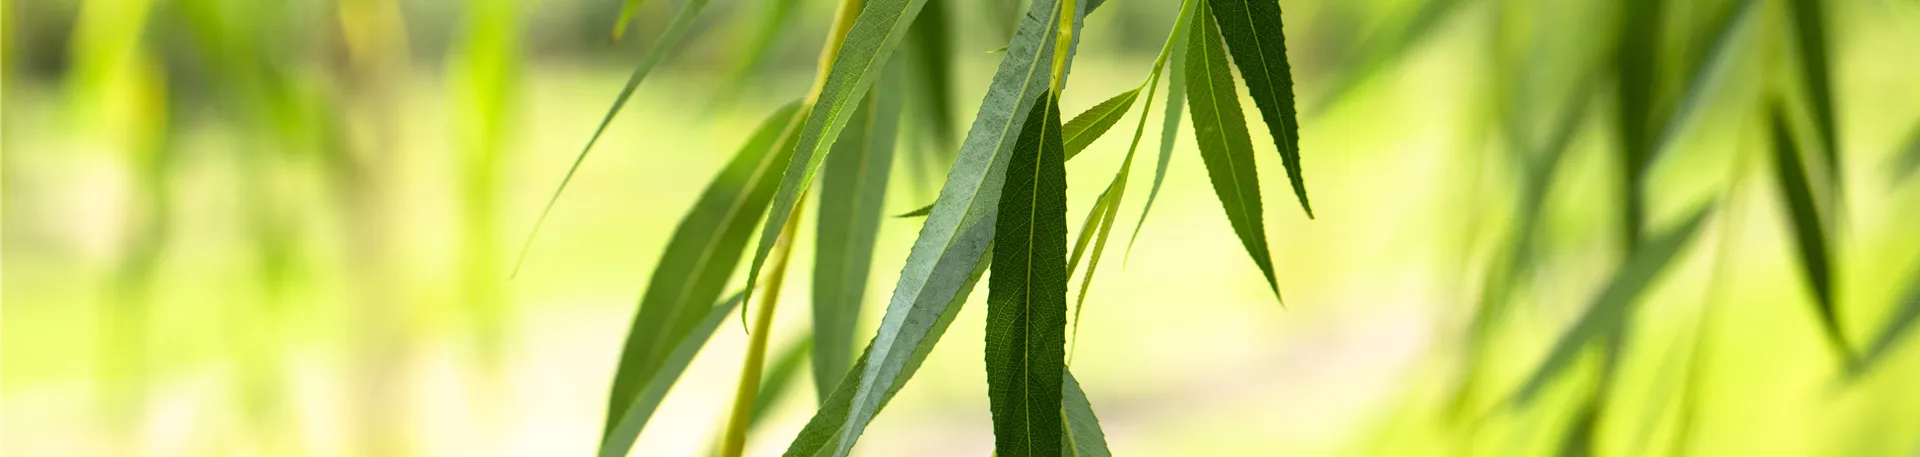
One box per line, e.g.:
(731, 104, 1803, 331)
(5, 0, 1920, 455)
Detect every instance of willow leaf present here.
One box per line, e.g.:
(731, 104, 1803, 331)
(1067, 186, 1113, 277)
(1311, 0, 1469, 114)
(827, 0, 1093, 453)
(986, 93, 1070, 457)
(1513, 203, 1716, 406)
(1207, 0, 1310, 218)
(1769, 105, 1849, 361)
(516, 0, 720, 274)
(1896, 124, 1920, 185)
(896, 203, 936, 218)
(599, 291, 744, 457)
(1187, 3, 1280, 300)
(813, 71, 904, 400)
(783, 249, 992, 457)
(906, 0, 956, 150)
(1061, 370, 1111, 457)
(1788, 0, 1839, 191)
(1127, 18, 1190, 259)
(711, 0, 806, 111)
(1061, 88, 1141, 160)
(743, 0, 939, 320)
(595, 102, 802, 456)
(609, 0, 648, 43)
(1856, 270, 1920, 377)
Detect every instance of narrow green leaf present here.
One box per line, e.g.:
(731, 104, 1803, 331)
(905, 0, 956, 150)
(710, 0, 807, 111)
(783, 249, 992, 457)
(812, 69, 904, 401)
(896, 203, 935, 218)
(986, 93, 1070, 457)
(1126, 17, 1190, 260)
(1186, 3, 1280, 300)
(597, 102, 803, 457)
(1650, 0, 1760, 163)
(1061, 88, 1141, 160)
(1512, 203, 1717, 406)
(515, 0, 721, 275)
(1788, 0, 1840, 193)
(823, 0, 1096, 454)
(1061, 370, 1112, 457)
(608, 0, 648, 43)
(742, 0, 941, 319)
(1769, 104, 1850, 361)
(1066, 186, 1113, 280)
(1856, 270, 1920, 377)
(1207, 0, 1311, 218)
(1891, 123, 1920, 186)
(599, 291, 745, 457)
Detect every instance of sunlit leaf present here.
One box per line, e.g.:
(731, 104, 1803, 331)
(1126, 16, 1190, 260)
(1769, 103, 1849, 361)
(599, 291, 746, 457)
(608, 0, 647, 43)
(1208, 0, 1311, 218)
(812, 70, 904, 400)
(1061, 370, 1112, 457)
(515, 0, 723, 275)
(1512, 203, 1716, 406)
(743, 0, 937, 327)
(1061, 88, 1140, 160)
(1186, 2, 1280, 300)
(1066, 186, 1114, 278)
(820, 0, 1095, 453)
(985, 92, 1069, 457)
(783, 249, 992, 457)
(596, 102, 803, 457)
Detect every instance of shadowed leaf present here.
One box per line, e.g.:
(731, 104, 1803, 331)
(1208, 0, 1311, 218)
(818, 0, 1096, 453)
(986, 92, 1069, 457)
(1061, 88, 1140, 159)
(1855, 270, 1920, 377)
(1513, 203, 1716, 406)
(906, 0, 956, 151)
(1769, 103, 1849, 362)
(812, 71, 904, 400)
(1187, 2, 1280, 301)
(1788, 0, 1840, 195)
(896, 203, 935, 218)
(1891, 124, 1920, 185)
(599, 291, 744, 457)
(595, 102, 803, 457)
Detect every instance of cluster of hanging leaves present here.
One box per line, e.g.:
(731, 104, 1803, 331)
(519, 0, 1920, 454)
(513, 0, 1323, 454)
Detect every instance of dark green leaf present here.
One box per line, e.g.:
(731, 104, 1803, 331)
(1788, 0, 1840, 194)
(1061, 370, 1111, 457)
(515, 0, 721, 275)
(1207, 0, 1311, 218)
(1512, 203, 1716, 406)
(1769, 103, 1850, 361)
(596, 102, 803, 457)
(1186, 3, 1280, 300)
(986, 93, 1069, 457)
(822, 0, 1096, 453)
(710, 0, 807, 112)
(896, 203, 935, 218)
(599, 291, 745, 457)
(783, 249, 992, 457)
(1061, 88, 1141, 160)
(812, 70, 904, 400)
(906, 0, 956, 151)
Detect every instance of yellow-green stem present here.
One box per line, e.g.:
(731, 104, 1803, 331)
(805, 0, 868, 103)
(1049, 0, 1075, 95)
(718, 190, 809, 457)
